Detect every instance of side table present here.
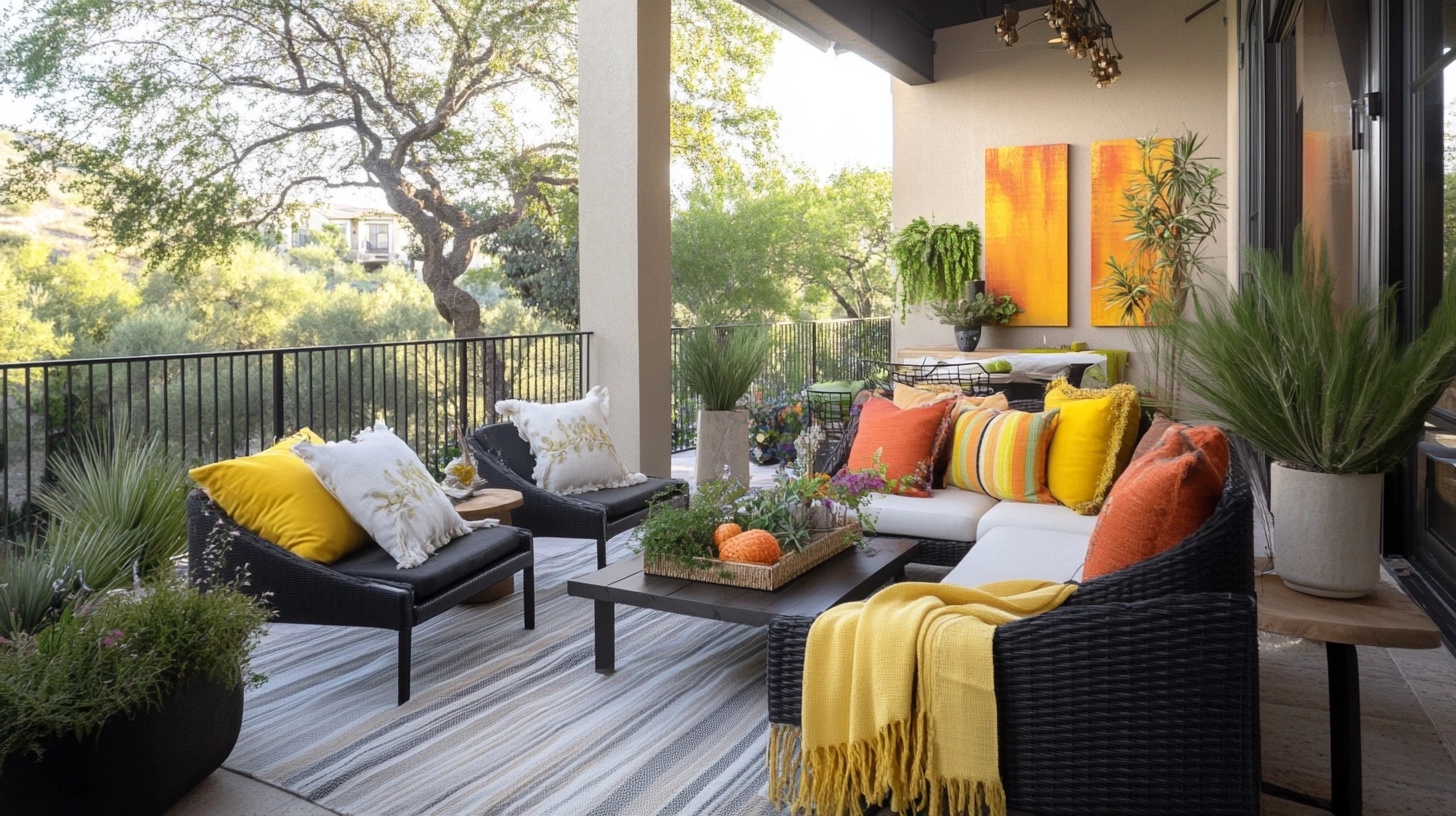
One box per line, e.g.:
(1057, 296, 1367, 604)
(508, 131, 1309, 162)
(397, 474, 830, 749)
(1256, 571, 1444, 816)
(456, 489, 525, 604)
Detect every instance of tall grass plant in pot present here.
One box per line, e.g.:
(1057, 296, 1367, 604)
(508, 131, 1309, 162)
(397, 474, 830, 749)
(1164, 235, 1456, 597)
(680, 327, 771, 486)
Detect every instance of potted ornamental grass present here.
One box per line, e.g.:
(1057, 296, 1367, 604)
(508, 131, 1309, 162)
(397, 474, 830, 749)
(1164, 233, 1456, 597)
(0, 431, 269, 812)
(679, 326, 771, 486)
(930, 291, 1021, 351)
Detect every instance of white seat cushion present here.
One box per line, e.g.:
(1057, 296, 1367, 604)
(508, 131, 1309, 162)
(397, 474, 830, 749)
(976, 500, 1099, 541)
(942, 527, 1090, 587)
(862, 485, 998, 542)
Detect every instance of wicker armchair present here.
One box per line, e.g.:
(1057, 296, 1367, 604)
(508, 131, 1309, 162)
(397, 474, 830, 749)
(187, 491, 535, 705)
(469, 423, 689, 569)
(764, 462, 1260, 815)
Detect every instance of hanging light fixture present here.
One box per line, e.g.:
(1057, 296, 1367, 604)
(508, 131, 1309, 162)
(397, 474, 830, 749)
(993, 1, 1124, 88)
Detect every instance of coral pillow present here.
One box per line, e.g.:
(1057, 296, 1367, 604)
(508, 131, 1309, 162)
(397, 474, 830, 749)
(1043, 379, 1141, 515)
(188, 429, 369, 564)
(1082, 424, 1230, 580)
(946, 408, 1061, 503)
(1132, 415, 1180, 462)
(845, 396, 951, 497)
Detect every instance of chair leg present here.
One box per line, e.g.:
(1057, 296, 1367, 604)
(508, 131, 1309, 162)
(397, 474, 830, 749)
(397, 628, 412, 706)
(597, 537, 607, 570)
(523, 567, 536, 630)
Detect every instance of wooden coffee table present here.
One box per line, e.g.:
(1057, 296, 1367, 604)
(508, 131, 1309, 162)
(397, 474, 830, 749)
(567, 538, 920, 673)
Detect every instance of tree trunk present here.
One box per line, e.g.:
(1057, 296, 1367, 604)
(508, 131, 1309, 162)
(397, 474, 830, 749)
(420, 237, 482, 338)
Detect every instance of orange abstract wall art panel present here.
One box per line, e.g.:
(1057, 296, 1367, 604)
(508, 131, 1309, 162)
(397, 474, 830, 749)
(1090, 139, 1143, 326)
(984, 144, 1069, 327)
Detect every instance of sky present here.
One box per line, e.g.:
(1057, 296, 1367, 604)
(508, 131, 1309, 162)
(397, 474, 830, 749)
(752, 34, 894, 180)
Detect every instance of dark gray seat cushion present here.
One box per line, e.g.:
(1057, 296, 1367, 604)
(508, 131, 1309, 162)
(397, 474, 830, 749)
(571, 476, 685, 519)
(332, 526, 523, 598)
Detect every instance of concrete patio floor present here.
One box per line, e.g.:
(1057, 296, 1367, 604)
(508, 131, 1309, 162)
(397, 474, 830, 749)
(167, 450, 1456, 815)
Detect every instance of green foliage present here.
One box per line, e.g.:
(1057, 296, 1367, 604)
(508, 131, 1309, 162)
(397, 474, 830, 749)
(1164, 231, 1456, 474)
(0, 569, 268, 766)
(735, 487, 811, 553)
(889, 217, 982, 319)
(1100, 257, 1156, 327)
(678, 326, 771, 411)
(930, 291, 1020, 328)
(489, 218, 581, 328)
(0, 257, 68, 362)
(630, 480, 746, 567)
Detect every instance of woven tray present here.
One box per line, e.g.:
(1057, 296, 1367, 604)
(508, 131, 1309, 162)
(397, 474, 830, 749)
(643, 523, 860, 591)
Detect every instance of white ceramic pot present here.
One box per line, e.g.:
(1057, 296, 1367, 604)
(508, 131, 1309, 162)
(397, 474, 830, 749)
(1269, 463, 1383, 598)
(695, 409, 750, 487)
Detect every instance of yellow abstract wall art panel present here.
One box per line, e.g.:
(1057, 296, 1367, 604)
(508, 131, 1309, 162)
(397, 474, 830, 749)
(1090, 138, 1174, 326)
(984, 144, 1069, 327)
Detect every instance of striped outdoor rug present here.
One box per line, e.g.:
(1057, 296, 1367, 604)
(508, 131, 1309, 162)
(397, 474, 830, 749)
(225, 535, 780, 815)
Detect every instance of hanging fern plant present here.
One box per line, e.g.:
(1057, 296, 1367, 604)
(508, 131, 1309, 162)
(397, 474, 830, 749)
(889, 217, 982, 321)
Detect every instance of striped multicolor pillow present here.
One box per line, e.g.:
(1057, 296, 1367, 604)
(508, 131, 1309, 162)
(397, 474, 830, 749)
(947, 408, 1061, 503)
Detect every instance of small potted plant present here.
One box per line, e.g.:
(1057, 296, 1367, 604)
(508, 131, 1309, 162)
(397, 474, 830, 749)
(889, 217, 983, 321)
(679, 327, 771, 486)
(930, 291, 1021, 351)
(747, 391, 806, 466)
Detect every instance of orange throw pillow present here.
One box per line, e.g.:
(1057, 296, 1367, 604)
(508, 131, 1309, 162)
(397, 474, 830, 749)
(845, 396, 951, 497)
(1082, 424, 1230, 580)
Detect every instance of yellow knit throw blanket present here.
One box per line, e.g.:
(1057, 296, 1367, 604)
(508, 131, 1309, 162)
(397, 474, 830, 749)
(768, 579, 1076, 816)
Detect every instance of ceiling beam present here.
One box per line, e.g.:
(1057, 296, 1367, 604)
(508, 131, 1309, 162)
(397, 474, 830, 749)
(757, 0, 938, 84)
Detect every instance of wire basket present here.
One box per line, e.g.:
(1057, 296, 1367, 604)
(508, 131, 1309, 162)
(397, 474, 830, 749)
(870, 360, 995, 396)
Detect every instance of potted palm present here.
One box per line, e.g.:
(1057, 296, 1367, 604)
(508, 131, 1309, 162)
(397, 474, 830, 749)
(680, 326, 771, 486)
(0, 432, 269, 812)
(1164, 234, 1456, 598)
(889, 217, 983, 320)
(930, 291, 1020, 351)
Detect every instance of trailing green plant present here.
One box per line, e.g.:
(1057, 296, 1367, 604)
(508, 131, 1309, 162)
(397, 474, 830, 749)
(630, 480, 747, 567)
(0, 562, 269, 767)
(1163, 231, 1456, 474)
(889, 217, 982, 320)
(678, 327, 772, 411)
(930, 291, 1020, 328)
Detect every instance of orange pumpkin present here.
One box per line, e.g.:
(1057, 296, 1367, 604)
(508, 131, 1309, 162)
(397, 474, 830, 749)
(713, 522, 742, 549)
(719, 529, 781, 566)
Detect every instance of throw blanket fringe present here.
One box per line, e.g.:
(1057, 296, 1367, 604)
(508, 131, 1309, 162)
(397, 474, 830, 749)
(769, 580, 1074, 816)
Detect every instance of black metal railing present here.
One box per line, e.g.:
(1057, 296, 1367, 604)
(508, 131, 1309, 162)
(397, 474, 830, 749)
(670, 317, 891, 451)
(0, 333, 591, 537)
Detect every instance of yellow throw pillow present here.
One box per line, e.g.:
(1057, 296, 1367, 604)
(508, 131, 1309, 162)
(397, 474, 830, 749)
(1043, 378, 1141, 515)
(892, 382, 960, 409)
(947, 408, 1061, 503)
(188, 429, 370, 564)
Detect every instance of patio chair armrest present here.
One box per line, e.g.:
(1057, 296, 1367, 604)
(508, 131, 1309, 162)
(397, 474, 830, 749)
(186, 491, 412, 631)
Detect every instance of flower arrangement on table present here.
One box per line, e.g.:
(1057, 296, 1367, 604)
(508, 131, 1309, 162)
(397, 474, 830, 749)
(747, 390, 806, 465)
(631, 424, 903, 588)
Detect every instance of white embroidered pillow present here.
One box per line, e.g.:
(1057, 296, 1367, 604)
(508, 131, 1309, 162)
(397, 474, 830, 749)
(293, 420, 472, 568)
(494, 385, 647, 495)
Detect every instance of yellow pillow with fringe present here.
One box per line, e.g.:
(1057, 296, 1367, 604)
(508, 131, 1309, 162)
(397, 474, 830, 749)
(188, 428, 370, 564)
(1043, 378, 1141, 514)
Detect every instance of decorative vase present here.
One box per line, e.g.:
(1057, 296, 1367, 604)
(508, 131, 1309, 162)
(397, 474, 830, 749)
(954, 325, 982, 352)
(968, 279, 986, 298)
(696, 409, 750, 486)
(1269, 463, 1384, 598)
(0, 674, 244, 814)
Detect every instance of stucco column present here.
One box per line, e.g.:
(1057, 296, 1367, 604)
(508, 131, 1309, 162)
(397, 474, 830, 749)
(578, 0, 672, 475)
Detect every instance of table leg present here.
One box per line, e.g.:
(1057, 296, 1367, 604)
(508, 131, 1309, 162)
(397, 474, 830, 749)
(1260, 642, 1363, 815)
(594, 600, 616, 674)
(1328, 643, 1361, 816)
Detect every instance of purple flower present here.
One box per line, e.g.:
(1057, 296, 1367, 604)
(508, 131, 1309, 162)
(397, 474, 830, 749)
(99, 629, 125, 649)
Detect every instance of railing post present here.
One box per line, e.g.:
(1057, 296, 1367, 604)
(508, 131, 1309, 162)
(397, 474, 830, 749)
(271, 351, 285, 442)
(457, 338, 471, 433)
(811, 322, 820, 385)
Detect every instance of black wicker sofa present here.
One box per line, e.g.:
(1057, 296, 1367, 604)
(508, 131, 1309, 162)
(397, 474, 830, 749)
(775, 405, 1262, 814)
(187, 490, 535, 705)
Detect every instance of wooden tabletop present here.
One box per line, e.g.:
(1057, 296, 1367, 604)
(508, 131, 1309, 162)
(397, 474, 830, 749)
(567, 538, 921, 627)
(454, 488, 524, 520)
(1256, 571, 1443, 650)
